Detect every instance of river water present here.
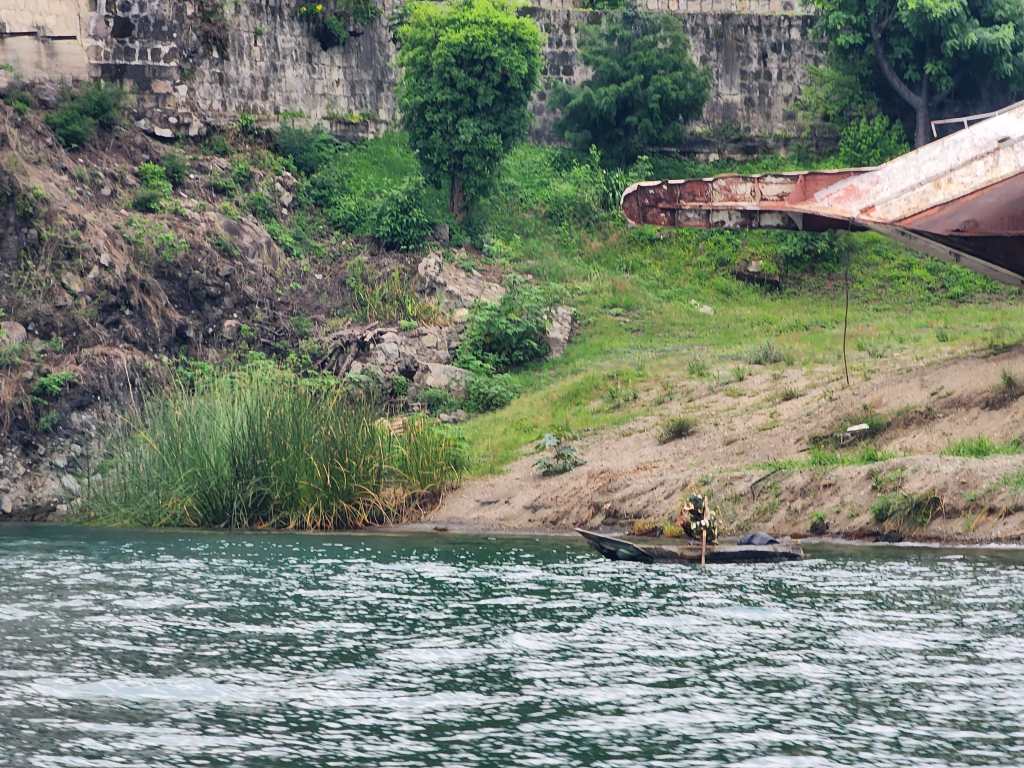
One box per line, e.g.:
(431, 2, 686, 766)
(1, 525, 1023, 768)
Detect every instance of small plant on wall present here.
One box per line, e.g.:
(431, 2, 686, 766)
(296, 0, 381, 50)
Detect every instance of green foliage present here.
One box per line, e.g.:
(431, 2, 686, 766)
(275, 126, 339, 175)
(45, 82, 124, 149)
(465, 371, 518, 412)
(552, 6, 709, 164)
(837, 114, 910, 167)
(236, 112, 259, 137)
(372, 178, 434, 251)
(809, 509, 829, 534)
(230, 160, 255, 189)
(396, 0, 543, 215)
(457, 280, 550, 373)
(658, 415, 696, 444)
(160, 152, 189, 189)
(207, 173, 239, 196)
(0, 342, 27, 369)
(296, 0, 380, 49)
(809, 0, 1024, 144)
(32, 371, 74, 399)
(82, 364, 466, 529)
(132, 162, 173, 213)
(204, 133, 232, 157)
(745, 341, 791, 366)
(418, 387, 458, 414)
(244, 190, 276, 221)
(941, 436, 1022, 459)
(122, 216, 189, 262)
(534, 433, 585, 476)
(346, 258, 440, 323)
(871, 491, 940, 528)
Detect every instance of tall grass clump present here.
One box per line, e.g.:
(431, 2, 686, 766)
(83, 365, 466, 529)
(941, 436, 1022, 459)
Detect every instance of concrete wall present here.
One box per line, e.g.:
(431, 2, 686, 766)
(1, 0, 822, 148)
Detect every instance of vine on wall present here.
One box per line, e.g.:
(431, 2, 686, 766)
(296, 0, 381, 50)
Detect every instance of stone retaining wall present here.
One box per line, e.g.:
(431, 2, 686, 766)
(1, 0, 822, 148)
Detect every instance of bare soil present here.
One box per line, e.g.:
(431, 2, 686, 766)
(424, 346, 1024, 544)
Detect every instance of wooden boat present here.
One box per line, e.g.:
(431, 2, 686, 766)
(575, 528, 804, 564)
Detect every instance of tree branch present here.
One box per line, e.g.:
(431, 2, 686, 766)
(870, 16, 922, 109)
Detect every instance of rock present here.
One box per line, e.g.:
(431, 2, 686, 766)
(0, 495, 12, 516)
(280, 191, 293, 208)
(34, 81, 61, 108)
(0, 70, 10, 97)
(689, 299, 714, 316)
(433, 223, 450, 244)
(51, 454, 68, 470)
(53, 289, 73, 308)
(221, 319, 242, 341)
(99, 186, 113, 198)
(151, 80, 174, 95)
(99, 252, 113, 268)
(60, 474, 81, 498)
(61, 271, 85, 295)
(1, 321, 28, 349)
(452, 308, 470, 324)
(417, 251, 505, 309)
(438, 410, 467, 424)
(546, 306, 576, 358)
(414, 363, 469, 398)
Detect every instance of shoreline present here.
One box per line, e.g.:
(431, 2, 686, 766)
(4, 519, 1024, 551)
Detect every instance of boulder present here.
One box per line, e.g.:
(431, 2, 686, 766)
(414, 363, 469, 398)
(61, 474, 81, 498)
(221, 319, 242, 341)
(417, 251, 505, 310)
(0, 495, 12, 516)
(0, 321, 28, 350)
(546, 306, 576, 358)
(60, 271, 85, 295)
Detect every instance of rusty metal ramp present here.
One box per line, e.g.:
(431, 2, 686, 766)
(621, 100, 1024, 286)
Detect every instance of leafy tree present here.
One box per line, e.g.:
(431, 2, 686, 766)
(552, 5, 710, 164)
(810, 0, 1024, 146)
(396, 0, 543, 219)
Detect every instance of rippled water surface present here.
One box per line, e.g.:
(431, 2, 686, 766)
(2, 526, 1024, 767)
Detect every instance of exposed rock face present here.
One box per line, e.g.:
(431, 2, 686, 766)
(414, 363, 469, 398)
(417, 252, 506, 310)
(546, 306, 576, 358)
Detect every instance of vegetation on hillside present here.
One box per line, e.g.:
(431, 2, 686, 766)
(396, 0, 543, 217)
(809, 0, 1024, 146)
(82, 360, 467, 529)
(553, 5, 710, 163)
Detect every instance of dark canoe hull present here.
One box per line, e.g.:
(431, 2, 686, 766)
(575, 528, 804, 564)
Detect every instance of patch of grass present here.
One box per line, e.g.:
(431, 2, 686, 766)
(82, 363, 466, 529)
(870, 467, 906, 493)
(871, 492, 941, 528)
(657, 415, 696, 444)
(985, 369, 1023, 409)
(778, 386, 801, 402)
(745, 341, 790, 366)
(687, 359, 710, 378)
(941, 436, 1022, 459)
(31, 371, 74, 399)
(45, 82, 124, 149)
(346, 258, 440, 324)
(765, 443, 895, 472)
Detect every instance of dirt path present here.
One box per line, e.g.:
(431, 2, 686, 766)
(423, 346, 1024, 543)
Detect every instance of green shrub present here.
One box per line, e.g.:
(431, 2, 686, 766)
(160, 152, 189, 188)
(837, 115, 910, 168)
(208, 173, 239, 196)
(230, 160, 255, 189)
(45, 82, 124, 149)
(82, 364, 466, 529)
(534, 433, 585, 476)
(871, 492, 941, 528)
(244, 191, 276, 221)
(457, 280, 550, 373)
(32, 371, 74, 399)
(275, 126, 338, 175)
(745, 341, 790, 366)
(466, 371, 518, 413)
(346, 258, 439, 324)
(658, 415, 696, 444)
(941, 436, 1022, 458)
(418, 387, 458, 414)
(204, 133, 231, 156)
(132, 162, 173, 213)
(372, 178, 434, 251)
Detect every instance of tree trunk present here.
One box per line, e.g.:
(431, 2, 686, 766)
(914, 101, 931, 148)
(870, 17, 931, 147)
(449, 174, 465, 221)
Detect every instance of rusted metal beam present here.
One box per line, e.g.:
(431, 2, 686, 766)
(621, 99, 1024, 287)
